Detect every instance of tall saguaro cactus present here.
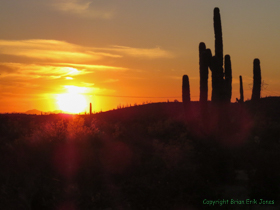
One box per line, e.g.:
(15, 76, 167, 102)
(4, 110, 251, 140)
(224, 55, 232, 102)
(251, 59, 262, 101)
(214, 7, 223, 69)
(210, 55, 224, 102)
(199, 42, 208, 103)
(210, 7, 225, 103)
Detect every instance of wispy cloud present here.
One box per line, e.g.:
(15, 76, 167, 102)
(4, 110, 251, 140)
(0, 39, 174, 62)
(0, 39, 103, 62)
(100, 46, 175, 59)
(81, 82, 95, 87)
(56, 63, 127, 72)
(51, 0, 114, 19)
(0, 39, 174, 86)
(0, 63, 126, 80)
(65, 77, 74, 80)
(0, 63, 86, 79)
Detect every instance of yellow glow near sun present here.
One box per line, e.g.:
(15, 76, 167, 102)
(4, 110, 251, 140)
(65, 67, 80, 75)
(56, 86, 88, 114)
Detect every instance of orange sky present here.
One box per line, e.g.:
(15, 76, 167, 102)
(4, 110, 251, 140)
(0, 0, 280, 113)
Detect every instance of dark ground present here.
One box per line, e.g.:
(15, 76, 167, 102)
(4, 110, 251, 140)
(0, 97, 280, 209)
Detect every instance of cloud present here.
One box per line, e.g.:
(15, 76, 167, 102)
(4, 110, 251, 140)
(0, 63, 126, 80)
(0, 39, 103, 62)
(100, 46, 175, 59)
(87, 51, 122, 58)
(51, 0, 114, 19)
(0, 64, 16, 73)
(81, 82, 95, 87)
(0, 39, 174, 63)
(0, 63, 84, 79)
(0, 39, 174, 87)
(56, 63, 127, 72)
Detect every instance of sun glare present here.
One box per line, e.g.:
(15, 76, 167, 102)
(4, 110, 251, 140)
(56, 86, 88, 114)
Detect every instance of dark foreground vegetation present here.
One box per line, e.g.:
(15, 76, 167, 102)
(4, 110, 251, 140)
(1, 98, 280, 209)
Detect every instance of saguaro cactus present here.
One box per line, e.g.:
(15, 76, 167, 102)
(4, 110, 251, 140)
(224, 55, 232, 103)
(237, 75, 244, 103)
(210, 7, 224, 103)
(90, 103, 92, 115)
(199, 42, 208, 103)
(214, 7, 223, 69)
(182, 75, 190, 109)
(210, 55, 224, 102)
(251, 59, 261, 101)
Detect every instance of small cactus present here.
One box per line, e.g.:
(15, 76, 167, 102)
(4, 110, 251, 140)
(90, 103, 92, 115)
(251, 59, 261, 101)
(182, 75, 190, 109)
(237, 75, 244, 103)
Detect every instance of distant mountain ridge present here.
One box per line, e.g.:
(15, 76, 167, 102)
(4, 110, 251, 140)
(25, 109, 63, 115)
(21, 96, 280, 117)
(25, 109, 42, 115)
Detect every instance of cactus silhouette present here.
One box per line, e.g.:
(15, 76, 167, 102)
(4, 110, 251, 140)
(224, 55, 232, 103)
(210, 55, 223, 102)
(199, 42, 208, 103)
(182, 75, 190, 110)
(90, 103, 92, 115)
(196, 7, 263, 106)
(209, 7, 224, 103)
(214, 7, 223, 69)
(251, 59, 262, 101)
(239, 75, 244, 103)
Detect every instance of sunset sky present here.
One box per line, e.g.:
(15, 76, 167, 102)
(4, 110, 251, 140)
(0, 0, 280, 113)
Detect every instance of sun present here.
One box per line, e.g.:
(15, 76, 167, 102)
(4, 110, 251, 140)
(56, 86, 88, 114)
(56, 93, 87, 113)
